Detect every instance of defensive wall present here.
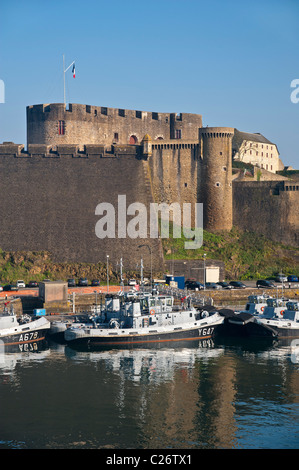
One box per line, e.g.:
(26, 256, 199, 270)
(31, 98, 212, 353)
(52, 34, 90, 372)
(0, 102, 298, 273)
(27, 103, 202, 147)
(0, 142, 164, 270)
(233, 180, 299, 247)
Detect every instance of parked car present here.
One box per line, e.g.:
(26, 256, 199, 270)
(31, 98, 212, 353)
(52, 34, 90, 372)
(287, 275, 298, 282)
(256, 279, 275, 289)
(185, 280, 204, 290)
(128, 279, 137, 286)
(91, 279, 100, 286)
(229, 281, 247, 289)
(67, 278, 76, 287)
(275, 274, 288, 283)
(3, 284, 19, 291)
(28, 280, 38, 288)
(205, 282, 222, 290)
(16, 280, 26, 288)
(78, 278, 88, 286)
(217, 282, 233, 289)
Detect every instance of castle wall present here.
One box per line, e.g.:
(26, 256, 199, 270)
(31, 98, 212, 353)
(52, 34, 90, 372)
(149, 141, 202, 225)
(233, 180, 299, 247)
(0, 145, 164, 270)
(27, 104, 202, 147)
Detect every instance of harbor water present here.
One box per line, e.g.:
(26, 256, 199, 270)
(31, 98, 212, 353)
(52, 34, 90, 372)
(0, 336, 298, 450)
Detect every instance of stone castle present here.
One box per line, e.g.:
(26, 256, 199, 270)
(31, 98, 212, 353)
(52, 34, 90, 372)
(0, 103, 298, 271)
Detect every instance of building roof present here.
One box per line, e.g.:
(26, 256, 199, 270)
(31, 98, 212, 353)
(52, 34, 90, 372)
(233, 128, 278, 153)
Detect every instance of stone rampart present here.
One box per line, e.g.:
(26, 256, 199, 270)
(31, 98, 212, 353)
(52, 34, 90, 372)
(0, 145, 164, 270)
(27, 103, 202, 147)
(233, 180, 299, 247)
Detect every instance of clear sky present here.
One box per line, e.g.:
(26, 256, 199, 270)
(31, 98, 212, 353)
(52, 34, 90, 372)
(0, 0, 298, 168)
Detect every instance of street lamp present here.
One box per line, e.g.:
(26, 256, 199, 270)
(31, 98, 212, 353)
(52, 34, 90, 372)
(203, 253, 206, 290)
(106, 255, 109, 293)
(138, 244, 152, 290)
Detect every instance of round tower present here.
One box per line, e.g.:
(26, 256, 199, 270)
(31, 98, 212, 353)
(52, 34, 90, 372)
(199, 127, 234, 231)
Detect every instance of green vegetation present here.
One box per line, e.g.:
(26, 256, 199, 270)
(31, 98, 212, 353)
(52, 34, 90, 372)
(163, 226, 299, 280)
(277, 169, 299, 178)
(0, 226, 298, 283)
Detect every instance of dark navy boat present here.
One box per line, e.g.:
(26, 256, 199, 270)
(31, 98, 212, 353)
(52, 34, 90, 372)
(64, 292, 224, 349)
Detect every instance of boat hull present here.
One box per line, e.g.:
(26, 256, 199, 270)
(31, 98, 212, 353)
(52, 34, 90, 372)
(65, 321, 223, 349)
(224, 316, 299, 338)
(0, 318, 50, 346)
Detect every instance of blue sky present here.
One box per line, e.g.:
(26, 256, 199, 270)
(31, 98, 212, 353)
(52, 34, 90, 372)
(0, 0, 298, 168)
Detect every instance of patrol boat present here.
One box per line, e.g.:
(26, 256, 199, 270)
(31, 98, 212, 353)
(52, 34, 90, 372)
(64, 293, 224, 348)
(252, 300, 299, 338)
(223, 299, 298, 338)
(0, 301, 50, 347)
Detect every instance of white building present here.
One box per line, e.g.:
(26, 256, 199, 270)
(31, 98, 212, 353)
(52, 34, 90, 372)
(232, 129, 284, 173)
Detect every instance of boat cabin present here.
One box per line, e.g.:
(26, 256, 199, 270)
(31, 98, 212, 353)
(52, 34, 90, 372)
(262, 298, 288, 319)
(283, 301, 299, 322)
(244, 295, 269, 314)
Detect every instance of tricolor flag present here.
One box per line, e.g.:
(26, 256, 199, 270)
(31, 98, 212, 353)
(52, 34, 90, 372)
(72, 63, 76, 78)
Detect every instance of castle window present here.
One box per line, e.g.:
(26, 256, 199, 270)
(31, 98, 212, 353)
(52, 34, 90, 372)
(185, 183, 188, 187)
(256, 151, 258, 156)
(129, 135, 138, 145)
(101, 107, 107, 115)
(215, 182, 221, 187)
(58, 120, 65, 135)
(175, 129, 181, 139)
(220, 152, 222, 155)
(136, 111, 142, 119)
(114, 133, 119, 142)
(152, 112, 159, 120)
(119, 109, 125, 117)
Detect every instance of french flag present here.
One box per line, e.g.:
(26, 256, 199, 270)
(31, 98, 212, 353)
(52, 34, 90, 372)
(72, 63, 75, 78)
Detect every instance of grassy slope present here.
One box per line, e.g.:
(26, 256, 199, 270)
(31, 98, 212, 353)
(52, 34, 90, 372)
(0, 226, 298, 282)
(163, 226, 299, 280)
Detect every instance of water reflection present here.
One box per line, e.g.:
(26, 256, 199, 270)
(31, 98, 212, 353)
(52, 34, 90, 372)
(0, 337, 298, 449)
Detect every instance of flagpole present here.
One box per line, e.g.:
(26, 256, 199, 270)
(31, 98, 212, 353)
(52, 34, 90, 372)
(63, 54, 66, 105)
(63, 55, 75, 105)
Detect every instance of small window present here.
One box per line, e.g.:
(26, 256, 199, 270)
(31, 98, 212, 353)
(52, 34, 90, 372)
(136, 111, 142, 119)
(220, 152, 222, 155)
(184, 182, 188, 187)
(119, 109, 125, 117)
(101, 107, 107, 115)
(58, 120, 65, 135)
(215, 182, 221, 187)
(175, 129, 181, 139)
(114, 133, 119, 142)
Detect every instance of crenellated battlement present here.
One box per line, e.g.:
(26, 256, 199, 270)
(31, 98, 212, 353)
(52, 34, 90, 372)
(0, 141, 141, 158)
(26, 103, 203, 147)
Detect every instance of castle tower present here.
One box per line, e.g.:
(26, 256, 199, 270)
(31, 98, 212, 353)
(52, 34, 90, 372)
(199, 127, 234, 231)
